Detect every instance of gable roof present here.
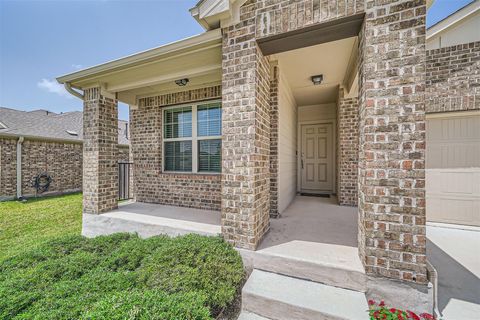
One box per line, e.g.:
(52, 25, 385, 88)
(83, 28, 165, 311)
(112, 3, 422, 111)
(189, 0, 248, 30)
(427, 0, 479, 39)
(0, 107, 129, 146)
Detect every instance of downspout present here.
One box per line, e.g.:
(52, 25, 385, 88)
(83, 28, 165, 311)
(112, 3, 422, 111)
(64, 82, 84, 100)
(16, 136, 24, 199)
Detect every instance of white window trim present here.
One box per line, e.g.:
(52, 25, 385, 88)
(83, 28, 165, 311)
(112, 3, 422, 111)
(162, 100, 222, 174)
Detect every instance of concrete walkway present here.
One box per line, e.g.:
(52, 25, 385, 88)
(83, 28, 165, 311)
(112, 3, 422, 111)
(427, 225, 480, 320)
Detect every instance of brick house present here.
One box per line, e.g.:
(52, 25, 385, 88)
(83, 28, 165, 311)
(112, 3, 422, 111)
(0, 107, 129, 200)
(55, 0, 479, 316)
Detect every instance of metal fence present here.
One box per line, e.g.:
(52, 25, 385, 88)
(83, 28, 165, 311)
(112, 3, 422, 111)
(118, 162, 132, 200)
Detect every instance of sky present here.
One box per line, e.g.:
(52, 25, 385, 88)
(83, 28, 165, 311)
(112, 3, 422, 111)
(0, 0, 475, 121)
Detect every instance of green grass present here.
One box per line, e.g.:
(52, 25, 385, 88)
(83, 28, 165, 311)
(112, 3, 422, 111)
(0, 193, 82, 261)
(0, 194, 244, 319)
(0, 233, 244, 319)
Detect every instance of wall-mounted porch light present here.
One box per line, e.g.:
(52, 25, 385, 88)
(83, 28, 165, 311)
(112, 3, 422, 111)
(175, 78, 189, 86)
(311, 74, 323, 85)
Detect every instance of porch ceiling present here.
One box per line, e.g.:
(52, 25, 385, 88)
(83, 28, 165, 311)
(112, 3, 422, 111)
(275, 36, 358, 106)
(56, 29, 222, 105)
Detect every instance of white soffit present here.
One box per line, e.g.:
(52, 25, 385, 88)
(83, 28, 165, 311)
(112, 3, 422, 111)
(276, 37, 357, 106)
(56, 29, 222, 93)
(427, 0, 480, 40)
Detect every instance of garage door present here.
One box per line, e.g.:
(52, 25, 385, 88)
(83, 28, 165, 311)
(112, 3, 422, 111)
(426, 113, 480, 226)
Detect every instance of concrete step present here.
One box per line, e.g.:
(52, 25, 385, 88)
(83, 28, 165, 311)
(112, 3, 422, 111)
(242, 270, 369, 320)
(237, 311, 271, 320)
(239, 241, 367, 292)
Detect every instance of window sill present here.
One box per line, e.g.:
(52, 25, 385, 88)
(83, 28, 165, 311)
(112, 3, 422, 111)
(161, 171, 221, 177)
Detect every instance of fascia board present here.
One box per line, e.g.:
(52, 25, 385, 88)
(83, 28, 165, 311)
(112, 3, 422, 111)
(427, 1, 480, 39)
(57, 29, 221, 85)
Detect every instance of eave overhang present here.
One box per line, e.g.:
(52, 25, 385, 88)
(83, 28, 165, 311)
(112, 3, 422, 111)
(190, 0, 248, 30)
(56, 29, 222, 105)
(427, 0, 479, 40)
(0, 132, 130, 147)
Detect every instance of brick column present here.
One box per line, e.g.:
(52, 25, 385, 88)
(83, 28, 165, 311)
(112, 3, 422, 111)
(337, 88, 359, 206)
(358, 0, 427, 284)
(221, 2, 271, 250)
(83, 87, 118, 214)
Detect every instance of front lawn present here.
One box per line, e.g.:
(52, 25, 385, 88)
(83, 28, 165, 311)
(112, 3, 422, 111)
(0, 193, 82, 261)
(0, 233, 244, 319)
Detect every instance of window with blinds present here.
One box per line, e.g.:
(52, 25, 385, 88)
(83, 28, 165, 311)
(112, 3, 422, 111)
(198, 139, 221, 172)
(198, 103, 221, 136)
(164, 106, 192, 139)
(163, 102, 221, 173)
(164, 141, 192, 172)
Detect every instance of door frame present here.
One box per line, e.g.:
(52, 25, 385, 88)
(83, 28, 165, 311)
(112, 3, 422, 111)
(297, 119, 336, 194)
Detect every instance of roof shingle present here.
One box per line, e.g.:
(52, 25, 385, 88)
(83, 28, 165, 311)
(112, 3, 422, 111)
(0, 107, 129, 145)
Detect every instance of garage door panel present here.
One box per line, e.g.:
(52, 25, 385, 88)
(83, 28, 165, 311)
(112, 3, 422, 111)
(427, 114, 480, 227)
(427, 170, 480, 194)
(427, 196, 480, 226)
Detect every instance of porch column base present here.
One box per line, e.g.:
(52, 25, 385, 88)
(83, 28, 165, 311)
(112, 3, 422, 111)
(366, 276, 434, 314)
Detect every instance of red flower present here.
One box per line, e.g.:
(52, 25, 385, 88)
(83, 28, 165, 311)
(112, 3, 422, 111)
(420, 313, 435, 320)
(390, 308, 397, 313)
(368, 299, 376, 306)
(373, 310, 380, 318)
(399, 314, 404, 320)
(379, 300, 385, 307)
(407, 310, 420, 320)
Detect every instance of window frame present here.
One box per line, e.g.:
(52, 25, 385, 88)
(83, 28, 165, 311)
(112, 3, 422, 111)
(162, 100, 222, 174)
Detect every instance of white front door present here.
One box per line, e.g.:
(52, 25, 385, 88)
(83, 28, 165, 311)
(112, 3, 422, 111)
(301, 123, 334, 193)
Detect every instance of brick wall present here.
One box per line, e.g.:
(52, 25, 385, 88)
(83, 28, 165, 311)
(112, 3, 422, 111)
(21, 140, 82, 196)
(255, 0, 365, 38)
(426, 41, 480, 113)
(131, 86, 222, 211)
(337, 88, 358, 206)
(0, 137, 128, 200)
(222, 0, 271, 250)
(269, 63, 279, 217)
(358, 0, 427, 284)
(0, 139, 17, 199)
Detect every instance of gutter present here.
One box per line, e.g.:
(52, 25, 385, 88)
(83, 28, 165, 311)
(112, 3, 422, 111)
(64, 82, 84, 100)
(0, 133, 130, 148)
(0, 132, 83, 145)
(16, 136, 24, 199)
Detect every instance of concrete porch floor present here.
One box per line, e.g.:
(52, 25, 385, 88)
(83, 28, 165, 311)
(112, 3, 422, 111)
(237, 195, 366, 293)
(82, 202, 221, 238)
(259, 195, 358, 250)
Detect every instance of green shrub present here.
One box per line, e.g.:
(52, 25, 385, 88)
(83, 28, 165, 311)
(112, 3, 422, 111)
(0, 233, 244, 320)
(139, 234, 244, 311)
(83, 290, 211, 320)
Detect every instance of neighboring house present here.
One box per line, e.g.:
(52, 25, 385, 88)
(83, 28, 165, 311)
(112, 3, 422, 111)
(0, 107, 129, 200)
(54, 0, 479, 316)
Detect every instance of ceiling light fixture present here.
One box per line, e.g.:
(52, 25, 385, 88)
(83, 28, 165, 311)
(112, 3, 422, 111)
(311, 74, 323, 85)
(175, 78, 189, 86)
